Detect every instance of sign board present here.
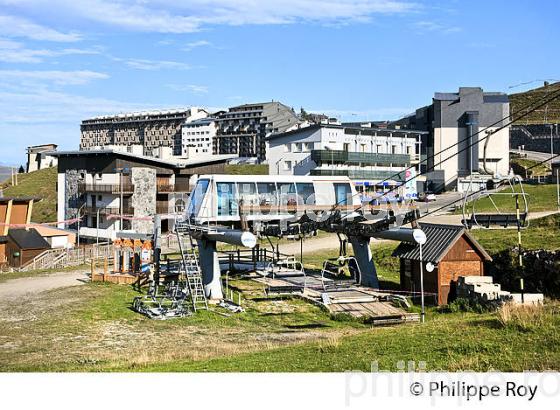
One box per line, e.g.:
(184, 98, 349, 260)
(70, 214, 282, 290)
(412, 229, 427, 245)
(404, 167, 418, 200)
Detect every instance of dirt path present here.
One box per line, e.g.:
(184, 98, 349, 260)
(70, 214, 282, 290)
(266, 234, 391, 256)
(0, 269, 89, 302)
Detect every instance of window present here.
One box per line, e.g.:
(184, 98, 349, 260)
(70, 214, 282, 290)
(296, 183, 315, 205)
(343, 143, 350, 152)
(304, 142, 313, 151)
(361, 144, 367, 152)
(334, 183, 352, 206)
(376, 144, 382, 153)
(284, 143, 291, 152)
(238, 182, 258, 206)
(406, 145, 412, 154)
(294, 143, 302, 152)
(391, 145, 397, 154)
(277, 182, 297, 206)
(217, 182, 238, 216)
(187, 179, 209, 217)
(257, 182, 278, 208)
(283, 160, 292, 171)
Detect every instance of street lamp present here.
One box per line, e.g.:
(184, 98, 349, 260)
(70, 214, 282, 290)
(76, 203, 86, 248)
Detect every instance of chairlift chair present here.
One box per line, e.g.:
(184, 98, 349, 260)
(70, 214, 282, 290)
(461, 175, 529, 229)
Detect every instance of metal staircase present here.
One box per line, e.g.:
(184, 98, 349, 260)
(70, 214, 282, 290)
(175, 221, 208, 311)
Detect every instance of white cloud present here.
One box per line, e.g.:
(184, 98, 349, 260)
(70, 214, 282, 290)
(0, 14, 81, 41)
(183, 40, 213, 51)
(0, 70, 109, 85)
(0, 38, 101, 63)
(0, 1, 417, 34)
(117, 58, 192, 71)
(166, 84, 209, 94)
(414, 20, 462, 34)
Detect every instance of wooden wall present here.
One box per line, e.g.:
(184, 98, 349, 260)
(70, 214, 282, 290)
(399, 234, 486, 305)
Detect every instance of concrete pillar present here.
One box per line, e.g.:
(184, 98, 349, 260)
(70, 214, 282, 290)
(197, 239, 223, 300)
(349, 236, 379, 289)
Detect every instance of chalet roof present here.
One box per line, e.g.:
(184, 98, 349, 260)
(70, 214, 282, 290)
(392, 223, 492, 263)
(7, 228, 50, 250)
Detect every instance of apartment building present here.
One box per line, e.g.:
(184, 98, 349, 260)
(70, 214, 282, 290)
(80, 108, 208, 157)
(266, 123, 425, 196)
(394, 87, 510, 191)
(182, 117, 217, 158)
(214, 102, 300, 161)
(26, 143, 58, 173)
(52, 149, 234, 241)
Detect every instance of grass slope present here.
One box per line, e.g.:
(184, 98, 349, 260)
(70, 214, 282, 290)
(458, 183, 559, 215)
(510, 82, 560, 124)
(1, 167, 57, 223)
(224, 164, 268, 175)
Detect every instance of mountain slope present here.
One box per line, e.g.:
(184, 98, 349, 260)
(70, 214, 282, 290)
(510, 81, 560, 124)
(1, 167, 58, 223)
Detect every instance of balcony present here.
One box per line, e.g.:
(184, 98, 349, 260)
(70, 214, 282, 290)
(310, 169, 407, 181)
(78, 183, 134, 195)
(84, 206, 134, 215)
(311, 150, 411, 166)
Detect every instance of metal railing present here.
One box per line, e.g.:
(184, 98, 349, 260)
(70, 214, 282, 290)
(78, 183, 134, 195)
(310, 168, 407, 181)
(18, 243, 114, 272)
(311, 149, 411, 165)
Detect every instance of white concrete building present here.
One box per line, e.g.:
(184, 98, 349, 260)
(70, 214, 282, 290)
(182, 118, 217, 158)
(266, 124, 425, 197)
(26, 144, 58, 172)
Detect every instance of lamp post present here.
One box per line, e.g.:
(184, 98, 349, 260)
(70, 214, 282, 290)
(76, 203, 86, 248)
(413, 229, 427, 323)
(96, 208, 100, 259)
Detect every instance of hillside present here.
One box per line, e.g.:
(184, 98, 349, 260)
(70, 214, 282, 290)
(510, 81, 560, 124)
(1, 167, 58, 223)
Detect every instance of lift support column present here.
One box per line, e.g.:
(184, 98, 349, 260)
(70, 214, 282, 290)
(196, 239, 223, 300)
(348, 236, 379, 289)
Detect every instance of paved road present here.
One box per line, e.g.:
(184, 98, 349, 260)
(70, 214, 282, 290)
(0, 269, 89, 302)
(511, 149, 556, 163)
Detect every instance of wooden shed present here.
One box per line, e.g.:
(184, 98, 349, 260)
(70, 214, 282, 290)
(6, 228, 51, 268)
(392, 223, 492, 305)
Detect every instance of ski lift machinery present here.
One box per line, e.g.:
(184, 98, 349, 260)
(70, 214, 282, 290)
(461, 174, 529, 229)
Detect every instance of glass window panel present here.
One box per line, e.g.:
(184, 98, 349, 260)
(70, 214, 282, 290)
(217, 182, 238, 216)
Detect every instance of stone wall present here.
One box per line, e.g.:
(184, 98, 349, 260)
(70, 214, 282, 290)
(65, 169, 86, 226)
(131, 167, 156, 234)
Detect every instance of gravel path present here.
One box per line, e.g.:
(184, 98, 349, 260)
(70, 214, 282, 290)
(0, 269, 89, 302)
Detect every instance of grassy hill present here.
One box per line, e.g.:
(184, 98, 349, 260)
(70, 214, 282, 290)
(224, 164, 269, 175)
(510, 81, 560, 124)
(0, 167, 58, 223)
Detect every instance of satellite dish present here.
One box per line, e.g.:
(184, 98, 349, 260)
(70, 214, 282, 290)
(412, 229, 427, 245)
(426, 262, 435, 272)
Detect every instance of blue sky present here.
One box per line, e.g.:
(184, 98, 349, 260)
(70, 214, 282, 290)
(0, 0, 559, 166)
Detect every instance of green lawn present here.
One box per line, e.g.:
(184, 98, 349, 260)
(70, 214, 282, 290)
(511, 157, 550, 177)
(1, 167, 57, 223)
(224, 164, 269, 175)
(460, 183, 559, 214)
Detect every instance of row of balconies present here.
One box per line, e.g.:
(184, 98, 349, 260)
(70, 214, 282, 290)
(310, 168, 407, 181)
(78, 182, 188, 195)
(310, 149, 416, 166)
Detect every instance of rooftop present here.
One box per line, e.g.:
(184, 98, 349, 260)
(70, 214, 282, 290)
(8, 228, 50, 250)
(51, 149, 236, 169)
(392, 223, 492, 263)
(266, 123, 428, 141)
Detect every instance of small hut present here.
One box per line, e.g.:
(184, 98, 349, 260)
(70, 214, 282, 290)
(392, 223, 492, 305)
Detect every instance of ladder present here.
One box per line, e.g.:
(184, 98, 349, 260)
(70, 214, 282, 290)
(175, 221, 208, 311)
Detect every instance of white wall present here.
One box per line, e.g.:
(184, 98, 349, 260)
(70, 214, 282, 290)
(57, 173, 66, 229)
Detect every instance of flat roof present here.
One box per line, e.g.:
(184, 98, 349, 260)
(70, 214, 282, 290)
(51, 149, 236, 169)
(265, 123, 428, 141)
